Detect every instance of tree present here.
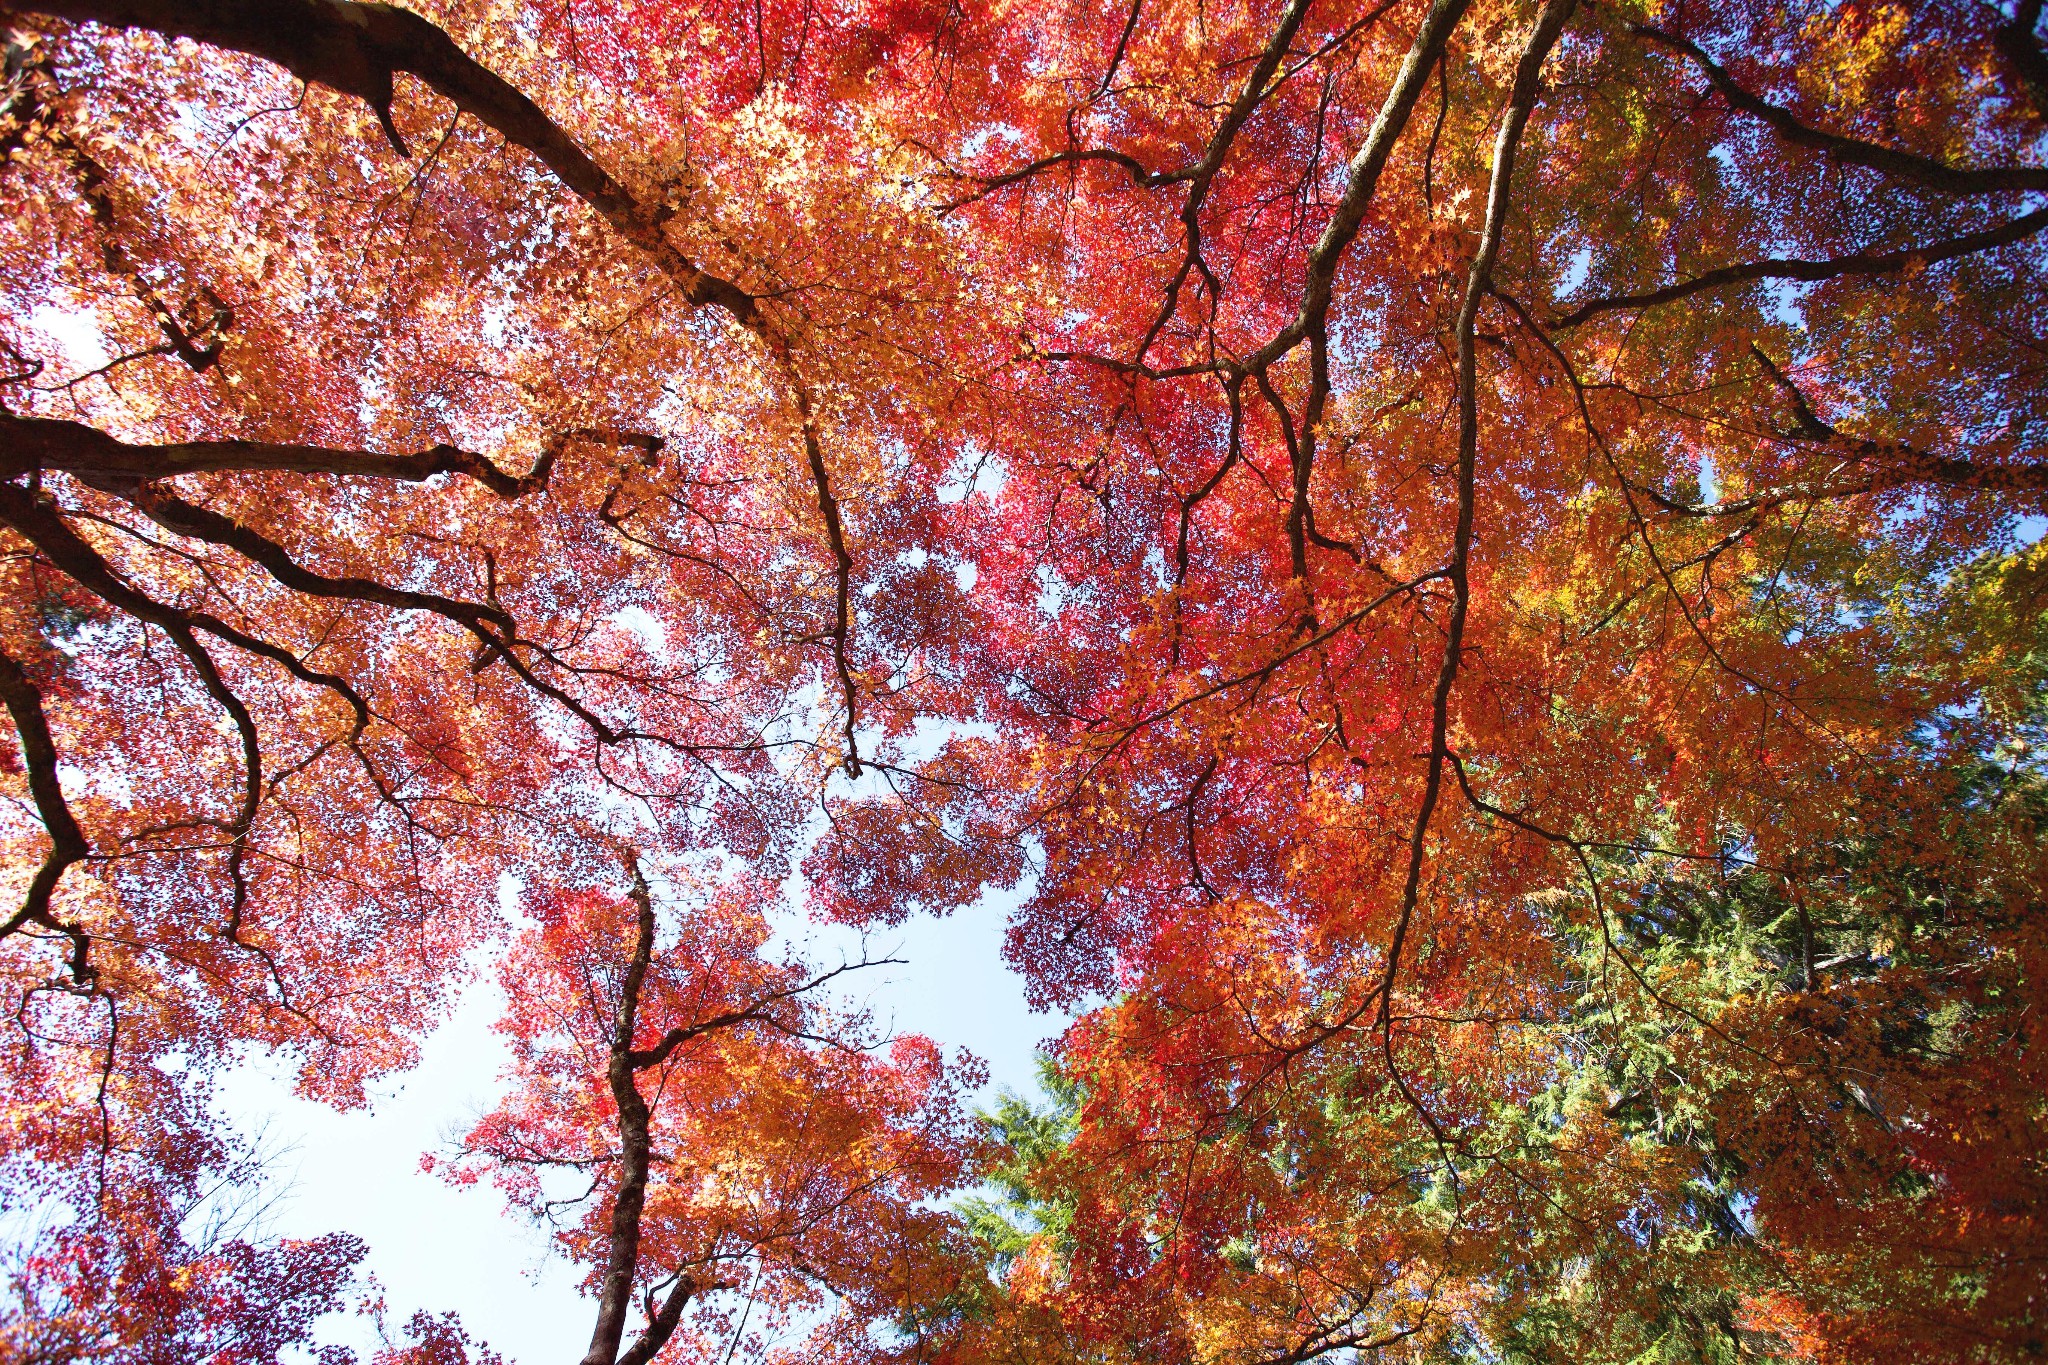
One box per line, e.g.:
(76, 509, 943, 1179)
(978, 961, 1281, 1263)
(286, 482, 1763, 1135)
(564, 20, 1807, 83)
(432, 852, 979, 1365)
(0, 0, 2042, 1361)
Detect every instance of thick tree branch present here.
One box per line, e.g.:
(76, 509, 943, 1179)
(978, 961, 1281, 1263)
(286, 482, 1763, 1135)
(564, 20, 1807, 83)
(19, 2, 872, 787)
(103, 482, 657, 744)
(7, 419, 669, 749)
(0, 410, 595, 496)
(791, 389, 862, 778)
(613, 1272, 696, 1365)
(1132, 0, 1321, 364)
(1746, 345, 2048, 497)
(1549, 204, 2048, 328)
(20, 0, 759, 321)
(1227, 0, 1471, 584)
(0, 640, 93, 978)
(1245, 0, 1474, 374)
(1253, 368, 1313, 584)
(18, 2, 874, 769)
(111, 482, 517, 634)
(1996, 0, 2048, 119)
(1378, 0, 1574, 1051)
(583, 848, 660, 1365)
(0, 483, 278, 973)
(1097, 0, 1145, 97)
(1633, 21, 2048, 196)
(581, 853, 869, 1364)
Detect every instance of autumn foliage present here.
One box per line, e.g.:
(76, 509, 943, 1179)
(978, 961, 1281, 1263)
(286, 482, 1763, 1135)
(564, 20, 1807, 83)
(1, 0, 2045, 1361)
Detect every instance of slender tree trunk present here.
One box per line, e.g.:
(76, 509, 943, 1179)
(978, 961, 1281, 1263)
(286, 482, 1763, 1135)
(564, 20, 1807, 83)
(582, 854, 659, 1365)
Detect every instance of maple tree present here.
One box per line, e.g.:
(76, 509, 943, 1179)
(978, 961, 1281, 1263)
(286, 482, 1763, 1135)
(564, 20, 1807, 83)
(0, 0, 2044, 1362)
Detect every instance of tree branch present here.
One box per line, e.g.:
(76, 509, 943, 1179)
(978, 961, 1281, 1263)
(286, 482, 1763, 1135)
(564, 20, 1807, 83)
(2, 41, 231, 371)
(790, 386, 862, 777)
(1377, 0, 1574, 1064)
(1135, 0, 1322, 363)
(1632, 21, 2048, 196)
(1230, 0, 1472, 582)
(0, 410, 618, 497)
(937, 147, 1191, 213)
(0, 483, 280, 978)
(1995, 0, 2048, 119)
(614, 1272, 696, 1365)
(625, 955, 900, 1071)
(0, 639, 93, 980)
(1244, 0, 1474, 374)
(102, 481, 660, 743)
(583, 847, 659, 1365)
(1549, 204, 2048, 328)
(21, 0, 759, 320)
(1747, 344, 2048, 497)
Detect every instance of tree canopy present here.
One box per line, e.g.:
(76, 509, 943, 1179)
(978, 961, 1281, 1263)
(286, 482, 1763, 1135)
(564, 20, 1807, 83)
(1, 0, 2044, 1361)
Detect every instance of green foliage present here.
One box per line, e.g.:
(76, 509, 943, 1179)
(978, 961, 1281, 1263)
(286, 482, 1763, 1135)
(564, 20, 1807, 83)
(958, 1058, 1082, 1278)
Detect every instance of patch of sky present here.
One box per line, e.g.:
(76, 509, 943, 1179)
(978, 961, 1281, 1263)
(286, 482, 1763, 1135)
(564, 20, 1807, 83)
(220, 759, 1064, 1353)
(1325, 283, 1391, 378)
(1881, 490, 1936, 538)
(937, 443, 1007, 504)
(480, 300, 511, 350)
(955, 124, 1026, 161)
(355, 367, 391, 439)
(170, 97, 217, 148)
(768, 875, 1058, 1112)
(1761, 279, 1808, 332)
(57, 760, 133, 807)
(215, 956, 591, 1364)
(1557, 242, 1592, 297)
(610, 604, 668, 656)
(1143, 544, 1172, 590)
(1035, 563, 1070, 617)
(27, 301, 109, 373)
(2, 1193, 81, 1300)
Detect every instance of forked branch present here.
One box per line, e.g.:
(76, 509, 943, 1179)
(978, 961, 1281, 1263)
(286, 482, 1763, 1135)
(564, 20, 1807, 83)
(1376, 0, 1576, 1066)
(582, 849, 888, 1365)
(0, 640, 93, 979)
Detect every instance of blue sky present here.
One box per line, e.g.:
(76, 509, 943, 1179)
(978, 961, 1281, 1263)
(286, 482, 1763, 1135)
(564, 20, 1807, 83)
(215, 881, 1059, 1362)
